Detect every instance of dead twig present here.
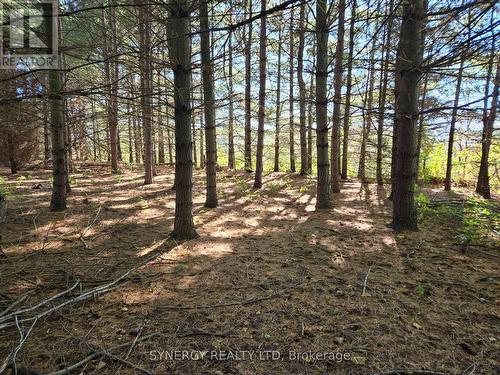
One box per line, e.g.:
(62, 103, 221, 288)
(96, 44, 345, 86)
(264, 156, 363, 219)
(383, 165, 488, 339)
(45, 332, 162, 375)
(125, 324, 144, 360)
(362, 263, 374, 296)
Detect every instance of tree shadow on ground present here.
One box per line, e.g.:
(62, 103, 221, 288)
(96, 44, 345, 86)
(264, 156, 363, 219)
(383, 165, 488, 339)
(0, 165, 498, 374)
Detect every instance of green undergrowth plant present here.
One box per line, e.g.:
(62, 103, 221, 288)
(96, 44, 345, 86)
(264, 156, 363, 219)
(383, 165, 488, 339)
(0, 176, 23, 200)
(417, 189, 499, 248)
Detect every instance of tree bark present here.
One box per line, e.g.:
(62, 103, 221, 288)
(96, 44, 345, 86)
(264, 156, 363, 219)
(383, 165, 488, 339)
(477, 59, 499, 199)
(341, 0, 356, 180)
(227, 0, 235, 169)
(289, 7, 296, 173)
(49, 63, 67, 211)
(138, 0, 154, 184)
(392, 0, 427, 231)
(166, 104, 173, 165)
(200, 0, 218, 207)
(44, 100, 51, 163)
(191, 90, 198, 168)
(298, 3, 307, 176)
(107, 0, 119, 172)
(415, 74, 428, 182)
(307, 72, 314, 174)
(444, 47, 466, 191)
(274, 28, 283, 172)
(244, 0, 253, 172)
(376, 0, 394, 185)
(315, 0, 331, 209)
(167, 0, 197, 239)
(7, 134, 18, 174)
(358, 21, 378, 183)
(253, 0, 267, 189)
(330, 0, 346, 193)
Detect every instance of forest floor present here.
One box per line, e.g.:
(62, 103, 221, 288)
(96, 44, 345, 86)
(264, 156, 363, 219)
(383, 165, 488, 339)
(0, 164, 498, 375)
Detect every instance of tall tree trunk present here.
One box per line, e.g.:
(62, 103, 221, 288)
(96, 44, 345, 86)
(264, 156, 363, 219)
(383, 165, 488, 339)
(128, 100, 134, 163)
(376, 0, 394, 185)
(358, 25, 378, 183)
(315, 0, 331, 209)
(158, 70, 166, 165)
(274, 28, 282, 172)
(444, 50, 466, 191)
(200, 0, 218, 207)
(90, 98, 98, 161)
(415, 74, 428, 182)
(227, 0, 235, 169)
(44, 100, 51, 163)
(109, 0, 120, 172)
(330, 0, 346, 193)
(298, 3, 307, 175)
(476, 20, 497, 197)
(307, 72, 314, 174)
(49, 63, 67, 211)
(57, 47, 73, 195)
(100, 1, 118, 172)
(131, 77, 141, 163)
(7, 134, 18, 174)
(392, 0, 427, 231)
(199, 84, 205, 168)
(168, 0, 197, 239)
(289, 8, 296, 173)
(477, 59, 499, 199)
(127, 76, 134, 164)
(192, 97, 198, 167)
(253, 0, 267, 189)
(138, 1, 154, 184)
(341, 0, 356, 180)
(244, 0, 253, 172)
(166, 102, 173, 166)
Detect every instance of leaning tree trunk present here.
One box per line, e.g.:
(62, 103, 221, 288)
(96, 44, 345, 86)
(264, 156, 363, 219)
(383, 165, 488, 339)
(315, 0, 331, 209)
(392, 0, 427, 231)
(200, 0, 218, 207)
(167, 0, 197, 239)
(330, 0, 346, 193)
(253, 0, 267, 189)
(341, 0, 356, 180)
(138, 0, 154, 185)
(298, 3, 308, 176)
(289, 8, 296, 173)
(244, 0, 253, 172)
(274, 28, 283, 172)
